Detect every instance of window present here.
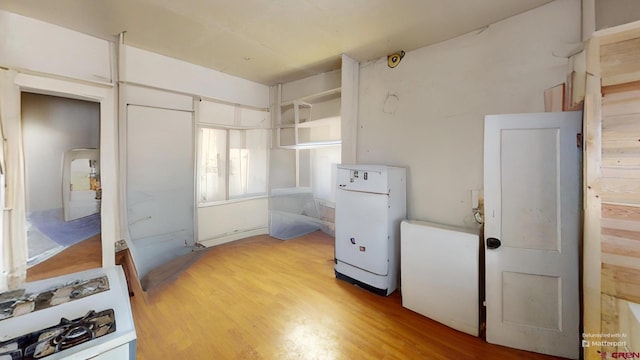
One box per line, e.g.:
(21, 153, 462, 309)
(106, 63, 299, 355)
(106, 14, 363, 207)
(198, 127, 268, 204)
(229, 129, 268, 198)
(198, 128, 227, 202)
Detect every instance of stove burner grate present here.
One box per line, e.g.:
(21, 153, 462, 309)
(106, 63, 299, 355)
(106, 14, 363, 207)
(0, 308, 115, 359)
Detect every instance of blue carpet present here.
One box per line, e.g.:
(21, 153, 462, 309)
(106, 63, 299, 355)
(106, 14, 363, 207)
(27, 208, 101, 247)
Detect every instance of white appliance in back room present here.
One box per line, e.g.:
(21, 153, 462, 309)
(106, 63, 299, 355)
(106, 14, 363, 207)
(334, 164, 406, 296)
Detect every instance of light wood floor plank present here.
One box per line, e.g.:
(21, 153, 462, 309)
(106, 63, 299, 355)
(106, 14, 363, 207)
(27, 231, 564, 359)
(26, 234, 102, 282)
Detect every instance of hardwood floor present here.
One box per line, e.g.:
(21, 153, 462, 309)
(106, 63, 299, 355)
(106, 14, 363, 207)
(26, 233, 102, 282)
(27, 231, 564, 359)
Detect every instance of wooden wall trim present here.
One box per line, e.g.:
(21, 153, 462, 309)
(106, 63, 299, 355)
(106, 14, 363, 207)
(602, 80, 640, 95)
(585, 20, 640, 360)
(595, 19, 640, 45)
(582, 39, 604, 359)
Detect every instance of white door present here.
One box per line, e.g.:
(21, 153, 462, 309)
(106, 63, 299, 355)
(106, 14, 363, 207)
(484, 112, 581, 359)
(62, 149, 100, 222)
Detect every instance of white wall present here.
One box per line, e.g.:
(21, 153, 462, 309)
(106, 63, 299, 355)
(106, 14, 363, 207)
(123, 45, 269, 109)
(198, 198, 269, 247)
(357, 0, 582, 227)
(595, 0, 640, 30)
(120, 49, 272, 249)
(0, 10, 112, 83)
(22, 93, 100, 212)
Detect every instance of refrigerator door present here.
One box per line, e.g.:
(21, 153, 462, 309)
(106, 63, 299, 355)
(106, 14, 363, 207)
(337, 166, 388, 194)
(335, 189, 390, 275)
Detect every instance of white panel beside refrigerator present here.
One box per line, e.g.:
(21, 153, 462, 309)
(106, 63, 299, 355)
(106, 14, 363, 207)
(334, 164, 406, 296)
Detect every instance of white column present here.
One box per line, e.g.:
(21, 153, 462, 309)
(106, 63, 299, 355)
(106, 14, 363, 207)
(341, 54, 359, 165)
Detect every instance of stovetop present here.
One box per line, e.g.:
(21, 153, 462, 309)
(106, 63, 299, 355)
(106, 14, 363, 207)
(0, 276, 110, 321)
(0, 308, 116, 359)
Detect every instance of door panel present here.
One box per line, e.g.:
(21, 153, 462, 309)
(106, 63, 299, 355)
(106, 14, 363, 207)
(484, 112, 581, 359)
(501, 129, 559, 251)
(335, 189, 389, 275)
(502, 272, 560, 330)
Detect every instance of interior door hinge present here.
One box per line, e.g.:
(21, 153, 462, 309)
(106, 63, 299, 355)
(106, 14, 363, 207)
(576, 133, 582, 148)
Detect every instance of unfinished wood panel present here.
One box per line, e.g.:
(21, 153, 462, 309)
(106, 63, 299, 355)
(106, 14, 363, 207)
(602, 234, 640, 257)
(602, 203, 640, 221)
(602, 263, 640, 303)
(585, 27, 640, 360)
(602, 80, 640, 95)
(602, 166, 640, 179)
(601, 294, 621, 353)
(602, 112, 640, 134)
(601, 212, 640, 254)
(601, 156, 640, 171)
(601, 87, 640, 185)
(600, 178, 640, 204)
(602, 147, 640, 169)
(602, 113, 640, 139)
(602, 138, 640, 154)
(600, 86, 640, 204)
(601, 88, 640, 116)
(601, 37, 640, 86)
(598, 24, 640, 46)
(601, 204, 640, 260)
(544, 83, 565, 111)
(591, 27, 640, 360)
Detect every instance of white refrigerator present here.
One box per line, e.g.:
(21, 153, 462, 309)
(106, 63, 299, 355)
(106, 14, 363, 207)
(334, 164, 406, 296)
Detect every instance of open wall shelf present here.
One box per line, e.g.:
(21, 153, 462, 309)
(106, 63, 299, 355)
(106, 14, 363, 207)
(276, 88, 341, 149)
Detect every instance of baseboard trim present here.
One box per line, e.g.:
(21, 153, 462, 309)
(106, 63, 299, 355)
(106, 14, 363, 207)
(115, 248, 148, 303)
(199, 227, 269, 247)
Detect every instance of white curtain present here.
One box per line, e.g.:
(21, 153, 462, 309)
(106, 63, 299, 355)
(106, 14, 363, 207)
(0, 70, 27, 290)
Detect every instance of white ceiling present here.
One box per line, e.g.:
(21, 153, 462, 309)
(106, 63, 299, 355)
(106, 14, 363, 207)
(0, 0, 555, 85)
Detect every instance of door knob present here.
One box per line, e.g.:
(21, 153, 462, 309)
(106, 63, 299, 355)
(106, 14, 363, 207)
(486, 237, 502, 249)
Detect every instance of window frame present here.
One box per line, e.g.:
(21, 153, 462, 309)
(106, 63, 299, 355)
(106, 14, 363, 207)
(196, 124, 269, 207)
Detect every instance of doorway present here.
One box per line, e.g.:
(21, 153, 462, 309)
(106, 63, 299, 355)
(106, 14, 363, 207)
(21, 92, 101, 267)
